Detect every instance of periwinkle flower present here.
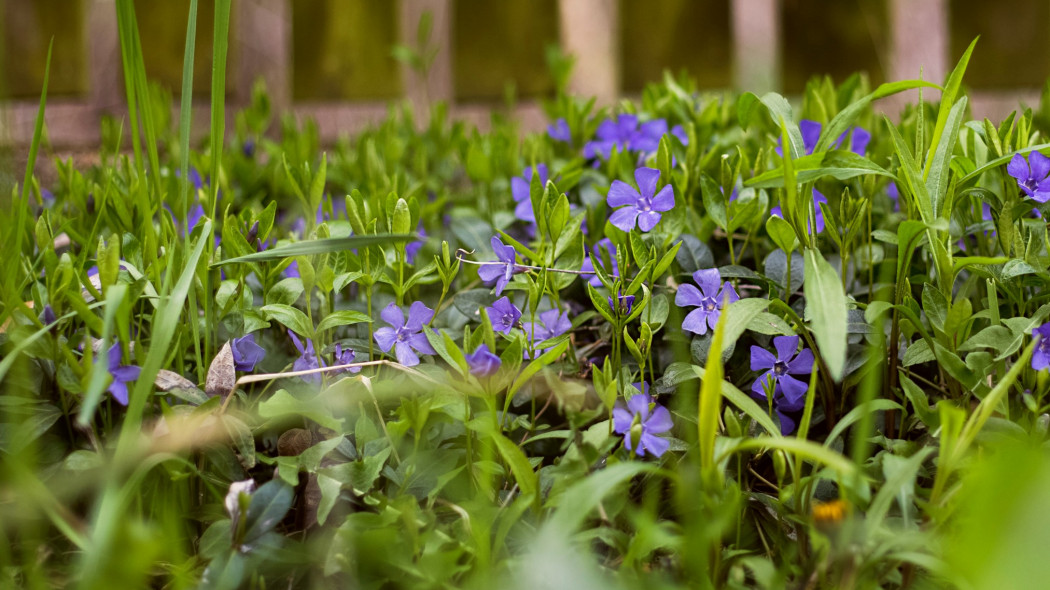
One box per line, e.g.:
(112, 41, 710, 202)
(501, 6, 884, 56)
(39, 304, 57, 325)
(770, 189, 827, 235)
(231, 334, 265, 372)
(887, 182, 900, 212)
(835, 126, 871, 155)
(405, 225, 427, 265)
(751, 335, 814, 406)
(374, 301, 437, 367)
(584, 115, 684, 160)
(607, 167, 675, 233)
(478, 236, 522, 296)
(332, 343, 360, 375)
(104, 342, 141, 406)
(612, 392, 673, 458)
(548, 118, 571, 143)
(1032, 322, 1050, 371)
(511, 164, 550, 224)
(487, 296, 522, 334)
(776, 120, 869, 157)
(465, 344, 501, 377)
(580, 238, 618, 287)
(675, 268, 739, 335)
(1007, 152, 1050, 202)
(289, 332, 323, 383)
(608, 292, 635, 316)
(525, 309, 571, 357)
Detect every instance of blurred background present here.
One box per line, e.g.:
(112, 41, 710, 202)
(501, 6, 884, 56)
(0, 0, 1047, 147)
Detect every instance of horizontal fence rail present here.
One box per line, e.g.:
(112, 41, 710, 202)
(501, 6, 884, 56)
(0, 0, 1045, 148)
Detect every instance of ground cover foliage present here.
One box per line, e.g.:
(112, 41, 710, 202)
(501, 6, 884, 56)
(6, 4, 1050, 589)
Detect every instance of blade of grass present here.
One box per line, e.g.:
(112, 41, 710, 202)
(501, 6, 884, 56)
(212, 234, 417, 266)
(14, 38, 52, 259)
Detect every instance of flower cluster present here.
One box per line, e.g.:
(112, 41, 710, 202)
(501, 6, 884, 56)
(584, 114, 686, 160)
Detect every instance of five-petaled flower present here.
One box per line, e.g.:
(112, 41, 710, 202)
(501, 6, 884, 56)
(289, 332, 323, 384)
(478, 236, 522, 296)
(607, 167, 675, 233)
(1032, 322, 1050, 371)
(105, 342, 141, 406)
(676, 268, 739, 334)
(231, 334, 265, 372)
(466, 344, 501, 377)
(374, 301, 437, 367)
(511, 164, 549, 224)
(1007, 152, 1050, 203)
(612, 392, 673, 458)
(750, 335, 815, 425)
(332, 344, 360, 375)
(580, 238, 618, 287)
(525, 309, 571, 357)
(487, 296, 522, 335)
(770, 189, 827, 235)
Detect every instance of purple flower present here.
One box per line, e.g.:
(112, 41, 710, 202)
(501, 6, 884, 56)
(289, 332, 323, 383)
(776, 120, 868, 157)
(373, 302, 437, 367)
(478, 236, 522, 296)
(887, 182, 900, 212)
(777, 119, 822, 157)
(1007, 152, 1050, 202)
(1032, 323, 1050, 371)
(406, 225, 427, 265)
(231, 334, 265, 372)
(770, 189, 827, 235)
(39, 304, 57, 325)
(584, 115, 681, 160)
(834, 126, 871, 155)
(607, 167, 675, 233)
(283, 260, 300, 279)
(104, 342, 141, 406)
(525, 308, 571, 357)
(580, 238, 618, 287)
(332, 344, 360, 375)
(750, 335, 814, 406)
(612, 393, 673, 458)
(675, 268, 739, 335)
(487, 296, 522, 334)
(548, 118, 571, 143)
(465, 344, 501, 377)
(608, 292, 635, 316)
(511, 164, 550, 224)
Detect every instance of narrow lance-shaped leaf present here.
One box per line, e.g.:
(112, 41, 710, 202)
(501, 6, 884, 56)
(803, 248, 848, 381)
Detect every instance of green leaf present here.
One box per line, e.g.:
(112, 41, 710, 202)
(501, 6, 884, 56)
(924, 38, 977, 181)
(213, 235, 415, 267)
(316, 310, 371, 333)
(261, 304, 314, 339)
(243, 479, 294, 543)
(925, 97, 968, 217)
(803, 248, 847, 381)
(544, 462, 662, 537)
(747, 150, 894, 189)
(691, 364, 781, 436)
(719, 437, 856, 478)
(491, 431, 539, 500)
(257, 390, 341, 431)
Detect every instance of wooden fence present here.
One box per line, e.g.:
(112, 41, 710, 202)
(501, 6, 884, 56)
(0, 0, 1046, 148)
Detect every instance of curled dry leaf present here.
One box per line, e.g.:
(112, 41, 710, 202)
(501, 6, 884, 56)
(206, 341, 236, 399)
